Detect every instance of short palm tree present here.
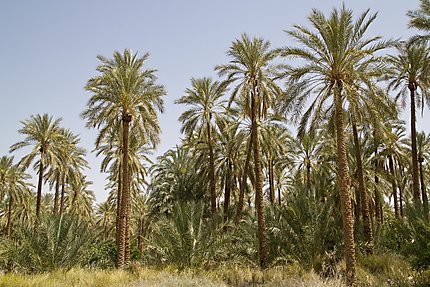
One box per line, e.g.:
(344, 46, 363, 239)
(176, 77, 228, 215)
(0, 156, 32, 238)
(216, 33, 283, 269)
(82, 49, 165, 267)
(9, 114, 62, 226)
(281, 7, 391, 285)
(417, 131, 430, 216)
(386, 43, 430, 207)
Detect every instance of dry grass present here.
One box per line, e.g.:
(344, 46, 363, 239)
(0, 265, 347, 287)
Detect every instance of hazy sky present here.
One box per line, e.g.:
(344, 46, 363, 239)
(1, 0, 427, 202)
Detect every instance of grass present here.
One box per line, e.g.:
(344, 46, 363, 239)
(1, 257, 428, 287)
(0, 265, 346, 287)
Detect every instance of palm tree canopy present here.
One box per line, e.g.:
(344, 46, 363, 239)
(281, 6, 393, 136)
(215, 33, 283, 120)
(176, 77, 228, 137)
(82, 49, 166, 149)
(9, 114, 63, 170)
(386, 43, 430, 115)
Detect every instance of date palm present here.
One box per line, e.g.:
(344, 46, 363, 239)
(408, 0, 430, 42)
(0, 156, 32, 238)
(9, 114, 62, 227)
(82, 49, 165, 267)
(176, 77, 227, 215)
(281, 7, 391, 285)
(386, 43, 430, 207)
(216, 33, 283, 269)
(417, 131, 430, 216)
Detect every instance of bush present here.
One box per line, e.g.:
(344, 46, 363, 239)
(377, 205, 430, 271)
(3, 214, 93, 273)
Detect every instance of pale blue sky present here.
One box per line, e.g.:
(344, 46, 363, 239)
(1, 0, 427, 202)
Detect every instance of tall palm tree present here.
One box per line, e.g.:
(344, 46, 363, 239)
(82, 49, 165, 267)
(281, 7, 391, 285)
(216, 33, 283, 269)
(176, 77, 227, 215)
(9, 114, 62, 226)
(386, 43, 430, 207)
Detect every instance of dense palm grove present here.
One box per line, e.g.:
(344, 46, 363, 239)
(1, 3, 430, 287)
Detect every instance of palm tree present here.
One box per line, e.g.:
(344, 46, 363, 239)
(66, 173, 95, 222)
(215, 120, 246, 221)
(9, 114, 62, 226)
(82, 49, 165, 267)
(95, 201, 116, 241)
(408, 0, 430, 42)
(386, 43, 430, 207)
(281, 7, 391, 285)
(176, 77, 228, 215)
(417, 131, 430, 216)
(0, 156, 32, 238)
(216, 33, 283, 269)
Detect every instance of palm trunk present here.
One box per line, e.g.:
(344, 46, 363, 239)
(53, 173, 60, 214)
(124, 172, 132, 263)
(223, 160, 232, 222)
(277, 185, 282, 206)
(389, 155, 399, 218)
(374, 158, 383, 225)
(235, 137, 252, 222)
(252, 86, 268, 269)
(116, 163, 122, 261)
(419, 159, 429, 218)
(397, 158, 404, 217)
(138, 218, 143, 255)
(59, 173, 66, 216)
(117, 114, 131, 268)
(35, 158, 44, 229)
(6, 193, 13, 239)
(334, 84, 356, 286)
(409, 85, 421, 205)
(268, 158, 275, 206)
(207, 122, 217, 215)
(352, 117, 373, 253)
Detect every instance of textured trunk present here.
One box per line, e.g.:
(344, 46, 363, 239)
(6, 193, 13, 239)
(268, 158, 275, 206)
(124, 172, 132, 263)
(409, 85, 421, 205)
(374, 160, 383, 225)
(252, 85, 268, 269)
(389, 155, 399, 218)
(59, 173, 66, 216)
(117, 114, 131, 268)
(207, 121, 217, 215)
(35, 158, 44, 230)
(334, 84, 356, 286)
(115, 163, 122, 258)
(397, 158, 404, 217)
(419, 159, 429, 218)
(223, 160, 232, 222)
(235, 137, 252, 222)
(352, 118, 373, 253)
(104, 218, 108, 241)
(138, 218, 143, 255)
(53, 173, 60, 214)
